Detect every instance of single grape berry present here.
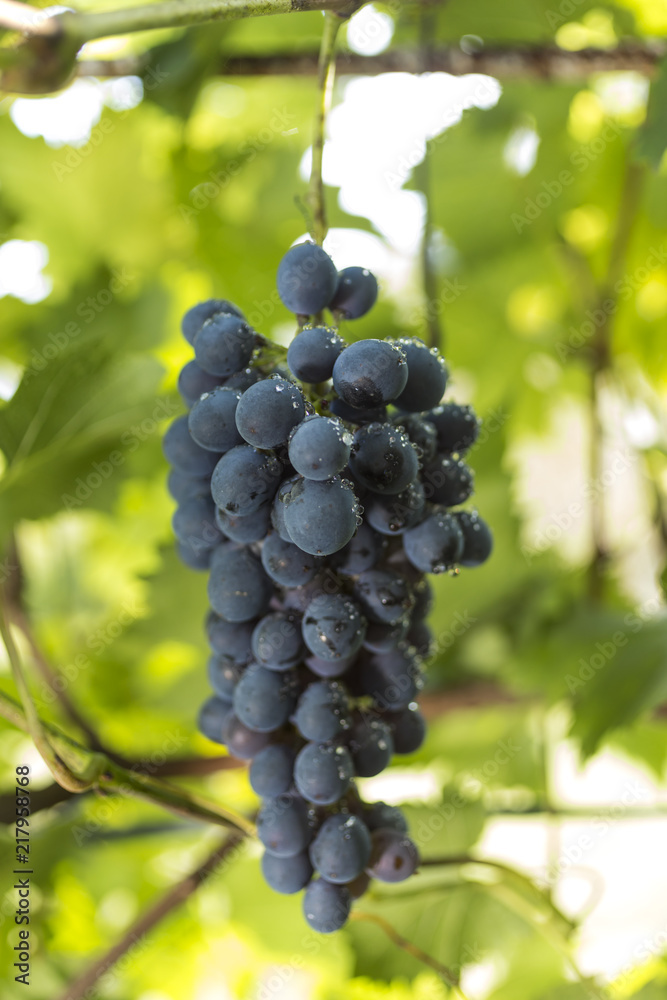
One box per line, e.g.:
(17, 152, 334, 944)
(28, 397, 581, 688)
(207, 654, 244, 702)
(349, 423, 418, 496)
(211, 445, 283, 516)
(366, 828, 419, 883)
(393, 338, 448, 411)
(177, 539, 214, 571)
(303, 879, 351, 934)
(188, 387, 243, 452)
(356, 645, 422, 711)
(249, 744, 296, 798)
(277, 242, 338, 315)
(288, 416, 351, 481)
(257, 795, 312, 857)
(233, 664, 297, 733)
(177, 359, 221, 408)
(251, 612, 305, 671)
(261, 531, 320, 588)
(362, 619, 409, 654)
(454, 510, 493, 567)
(198, 696, 233, 744)
(215, 503, 272, 544)
(329, 266, 378, 319)
(403, 509, 464, 574)
(330, 522, 385, 576)
(353, 569, 415, 625)
(294, 680, 351, 742)
(391, 413, 438, 463)
(347, 715, 394, 777)
(333, 339, 408, 409)
(235, 376, 305, 449)
(163, 416, 220, 478)
(302, 593, 367, 661)
(262, 851, 313, 895)
(172, 494, 221, 551)
(384, 703, 426, 754)
(194, 313, 255, 377)
(364, 481, 425, 535)
(167, 470, 210, 504)
(205, 613, 254, 664)
(223, 713, 272, 759)
(294, 742, 354, 805)
(422, 455, 474, 507)
(283, 477, 359, 556)
(363, 801, 408, 833)
(287, 326, 345, 383)
(427, 402, 480, 455)
(207, 544, 273, 622)
(181, 298, 244, 345)
(309, 814, 372, 884)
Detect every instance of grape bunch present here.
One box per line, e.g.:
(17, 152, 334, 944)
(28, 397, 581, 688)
(163, 241, 493, 933)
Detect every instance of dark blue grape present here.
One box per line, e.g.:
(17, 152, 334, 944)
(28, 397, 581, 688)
(252, 612, 305, 671)
(329, 397, 387, 424)
(261, 531, 320, 587)
(262, 850, 313, 894)
(181, 298, 244, 345)
(249, 744, 296, 798)
(224, 367, 259, 392)
(353, 569, 415, 625)
(426, 402, 480, 455)
(294, 681, 351, 742)
(287, 326, 345, 382)
(277, 242, 338, 315)
(309, 814, 371, 884)
(167, 470, 210, 504)
(222, 713, 272, 759)
(305, 652, 357, 679)
(215, 503, 272, 544)
(391, 413, 438, 463)
(282, 570, 341, 615)
(357, 645, 422, 710)
(303, 879, 351, 933)
(363, 801, 408, 833)
(198, 696, 233, 743)
(333, 339, 407, 409)
(205, 613, 254, 665)
(393, 338, 448, 411)
(329, 266, 378, 319)
(365, 481, 425, 535)
(422, 455, 474, 507)
(177, 359, 221, 407)
(211, 445, 284, 516)
(163, 416, 221, 478)
(233, 664, 297, 732)
(194, 313, 255, 377)
(257, 794, 312, 857)
(302, 593, 366, 661)
(330, 522, 385, 576)
(346, 872, 371, 899)
(207, 654, 244, 702)
(177, 539, 214, 571)
(367, 828, 419, 883)
(235, 376, 305, 449)
(172, 495, 221, 551)
(407, 621, 434, 659)
(294, 742, 354, 805)
(385, 703, 426, 754)
(454, 510, 493, 567)
(208, 544, 273, 622)
(347, 715, 393, 777)
(188, 386, 243, 452)
(362, 619, 409, 654)
(403, 509, 464, 573)
(349, 423, 418, 495)
(283, 477, 359, 556)
(288, 416, 351, 481)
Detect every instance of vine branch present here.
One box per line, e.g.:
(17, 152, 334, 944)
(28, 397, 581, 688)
(57, 832, 244, 1000)
(307, 10, 343, 245)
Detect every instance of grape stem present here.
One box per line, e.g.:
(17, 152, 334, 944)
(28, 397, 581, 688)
(307, 10, 343, 245)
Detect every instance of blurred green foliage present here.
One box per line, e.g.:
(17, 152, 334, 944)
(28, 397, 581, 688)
(0, 0, 666, 996)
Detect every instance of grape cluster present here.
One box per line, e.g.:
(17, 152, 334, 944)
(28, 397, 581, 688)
(163, 242, 493, 933)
